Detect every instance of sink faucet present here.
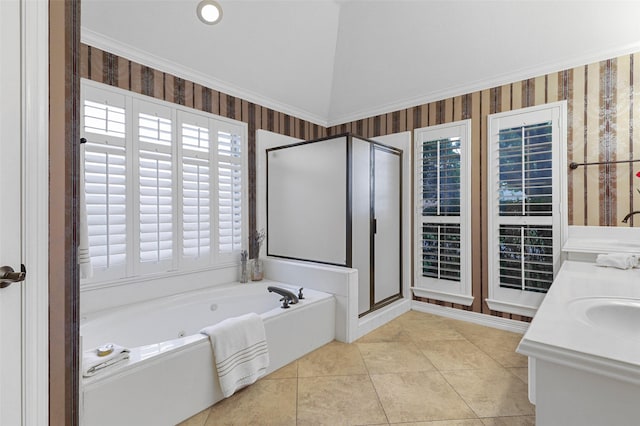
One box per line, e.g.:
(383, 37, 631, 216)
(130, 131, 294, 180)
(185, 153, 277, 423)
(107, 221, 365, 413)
(622, 211, 640, 223)
(267, 286, 299, 308)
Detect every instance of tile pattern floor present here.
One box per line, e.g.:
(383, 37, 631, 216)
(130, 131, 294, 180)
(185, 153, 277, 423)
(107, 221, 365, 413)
(179, 311, 535, 425)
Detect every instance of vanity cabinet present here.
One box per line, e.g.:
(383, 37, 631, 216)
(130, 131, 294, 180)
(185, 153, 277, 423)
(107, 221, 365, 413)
(518, 260, 640, 425)
(528, 358, 640, 425)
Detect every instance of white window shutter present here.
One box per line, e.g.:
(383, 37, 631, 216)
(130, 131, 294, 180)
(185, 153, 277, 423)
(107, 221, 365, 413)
(135, 101, 174, 272)
(81, 84, 128, 281)
(179, 114, 212, 265)
(182, 160, 211, 259)
(496, 121, 554, 293)
(217, 127, 243, 255)
(84, 146, 127, 276)
(139, 150, 173, 264)
(84, 100, 126, 138)
(413, 120, 473, 306)
(421, 223, 461, 281)
(81, 80, 248, 284)
(487, 101, 567, 316)
(420, 137, 462, 217)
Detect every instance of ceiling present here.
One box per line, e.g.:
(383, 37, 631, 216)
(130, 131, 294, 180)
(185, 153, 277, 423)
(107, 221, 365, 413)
(82, 0, 640, 127)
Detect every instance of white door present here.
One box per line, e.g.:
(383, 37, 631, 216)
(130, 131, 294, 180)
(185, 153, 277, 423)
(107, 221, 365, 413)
(0, 0, 25, 423)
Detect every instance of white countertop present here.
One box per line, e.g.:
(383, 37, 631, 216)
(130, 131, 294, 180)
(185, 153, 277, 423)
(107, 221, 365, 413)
(518, 260, 640, 385)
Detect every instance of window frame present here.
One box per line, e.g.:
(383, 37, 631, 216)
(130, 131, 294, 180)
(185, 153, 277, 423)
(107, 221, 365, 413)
(80, 79, 248, 287)
(413, 119, 473, 306)
(486, 101, 568, 317)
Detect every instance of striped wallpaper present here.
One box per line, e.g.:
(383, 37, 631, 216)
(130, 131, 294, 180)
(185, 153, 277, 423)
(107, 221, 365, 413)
(327, 52, 640, 320)
(81, 43, 640, 320)
(328, 54, 640, 228)
(79, 43, 327, 245)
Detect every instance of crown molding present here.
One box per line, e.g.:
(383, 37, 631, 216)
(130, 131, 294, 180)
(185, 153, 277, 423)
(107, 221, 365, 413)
(82, 28, 640, 130)
(326, 41, 640, 127)
(81, 28, 329, 127)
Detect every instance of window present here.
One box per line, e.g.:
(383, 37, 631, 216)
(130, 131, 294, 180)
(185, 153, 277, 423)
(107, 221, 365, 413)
(81, 80, 247, 284)
(487, 101, 567, 316)
(413, 120, 473, 306)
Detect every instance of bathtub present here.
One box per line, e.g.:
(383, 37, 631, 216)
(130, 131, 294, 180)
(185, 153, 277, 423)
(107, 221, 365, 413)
(80, 280, 336, 425)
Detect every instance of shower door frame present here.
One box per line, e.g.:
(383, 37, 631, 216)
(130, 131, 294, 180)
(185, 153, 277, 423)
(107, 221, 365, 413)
(361, 141, 403, 317)
(265, 133, 403, 316)
(265, 134, 353, 267)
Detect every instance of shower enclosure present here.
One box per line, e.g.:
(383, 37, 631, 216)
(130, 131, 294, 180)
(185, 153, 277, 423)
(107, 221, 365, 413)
(266, 133, 402, 316)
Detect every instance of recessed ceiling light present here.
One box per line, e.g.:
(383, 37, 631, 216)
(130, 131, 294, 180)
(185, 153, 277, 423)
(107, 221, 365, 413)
(197, 0, 223, 25)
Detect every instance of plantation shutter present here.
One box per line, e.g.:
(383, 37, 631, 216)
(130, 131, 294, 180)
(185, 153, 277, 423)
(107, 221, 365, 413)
(84, 100, 126, 138)
(217, 125, 243, 255)
(496, 122, 554, 293)
(84, 146, 127, 272)
(181, 120, 211, 262)
(498, 225, 553, 292)
(81, 80, 248, 283)
(420, 137, 462, 282)
(422, 223, 461, 281)
(137, 105, 174, 269)
(81, 86, 128, 279)
(487, 101, 565, 316)
(413, 121, 472, 306)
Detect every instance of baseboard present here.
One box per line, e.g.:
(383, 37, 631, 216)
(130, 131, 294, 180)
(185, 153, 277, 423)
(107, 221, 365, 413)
(355, 298, 411, 341)
(411, 300, 529, 334)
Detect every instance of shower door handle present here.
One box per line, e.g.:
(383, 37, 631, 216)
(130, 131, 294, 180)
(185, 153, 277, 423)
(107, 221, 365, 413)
(0, 264, 26, 289)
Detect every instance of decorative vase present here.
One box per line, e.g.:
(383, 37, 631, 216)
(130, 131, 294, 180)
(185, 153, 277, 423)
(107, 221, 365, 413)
(250, 259, 264, 281)
(239, 259, 248, 283)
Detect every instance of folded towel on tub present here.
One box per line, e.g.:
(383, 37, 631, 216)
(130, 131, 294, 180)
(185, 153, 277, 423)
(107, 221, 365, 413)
(595, 253, 639, 270)
(82, 343, 130, 377)
(200, 313, 269, 398)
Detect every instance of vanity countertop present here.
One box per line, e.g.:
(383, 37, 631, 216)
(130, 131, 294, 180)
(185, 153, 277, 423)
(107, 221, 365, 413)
(517, 260, 640, 385)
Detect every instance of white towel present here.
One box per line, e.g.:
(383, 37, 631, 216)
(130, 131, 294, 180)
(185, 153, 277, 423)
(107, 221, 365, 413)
(200, 313, 269, 398)
(82, 343, 130, 377)
(595, 253, 639, 270)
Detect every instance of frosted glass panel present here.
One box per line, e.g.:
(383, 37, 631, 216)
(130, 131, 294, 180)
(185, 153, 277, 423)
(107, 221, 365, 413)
(351, 138, 371, 314)
(267, 137, 347, 265)
(373, 146, 401, 303)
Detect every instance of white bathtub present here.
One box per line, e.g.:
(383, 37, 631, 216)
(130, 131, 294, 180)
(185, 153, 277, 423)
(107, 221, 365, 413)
(80, 280, 336, 425)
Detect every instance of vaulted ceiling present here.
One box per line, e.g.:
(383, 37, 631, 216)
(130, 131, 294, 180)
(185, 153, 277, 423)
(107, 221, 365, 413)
(82, 0, 640, 126)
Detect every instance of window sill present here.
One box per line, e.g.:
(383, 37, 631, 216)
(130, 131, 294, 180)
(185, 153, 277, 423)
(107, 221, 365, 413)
(411, 287, 474, 306)
(485, 298, 538, 317)
(80, 262, 237, 292)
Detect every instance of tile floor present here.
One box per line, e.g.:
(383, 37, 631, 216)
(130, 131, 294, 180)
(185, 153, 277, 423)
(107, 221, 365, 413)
(179, 310, 535, 426)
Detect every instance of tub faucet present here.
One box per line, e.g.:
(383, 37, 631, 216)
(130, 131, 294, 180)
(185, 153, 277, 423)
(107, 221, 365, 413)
(622, 211, 640, 223)
(267, 286, 299, 309)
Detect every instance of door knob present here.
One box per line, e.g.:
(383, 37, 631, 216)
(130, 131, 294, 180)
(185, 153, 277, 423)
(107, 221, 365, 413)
(0, 265, 26, 289)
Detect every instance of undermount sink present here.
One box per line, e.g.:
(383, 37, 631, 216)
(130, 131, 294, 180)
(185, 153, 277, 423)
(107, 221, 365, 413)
(569, 297, 640, 340)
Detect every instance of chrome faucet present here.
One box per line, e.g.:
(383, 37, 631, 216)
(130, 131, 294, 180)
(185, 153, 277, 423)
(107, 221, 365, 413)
(622, 211, 640, 223)
(267, 286, 299, 308)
